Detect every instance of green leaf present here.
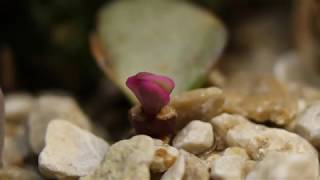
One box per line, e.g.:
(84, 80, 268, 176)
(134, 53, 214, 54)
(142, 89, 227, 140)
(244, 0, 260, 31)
(94, 0, 227, 101)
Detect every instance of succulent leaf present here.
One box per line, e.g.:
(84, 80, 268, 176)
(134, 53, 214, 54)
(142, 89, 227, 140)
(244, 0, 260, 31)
(93, 0, 227, 102)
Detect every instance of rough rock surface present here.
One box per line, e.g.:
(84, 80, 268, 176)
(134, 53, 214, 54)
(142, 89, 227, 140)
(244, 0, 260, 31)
(151, 139, 179, 173)
(200, 151, 221, 167)
(161, 152, 185, 180)
(211, 154, 247, 180)
(223, 147, 250, 160)
(3, 123, 29, 166)
(3, 93, 34, 166)
(81, 135, 154, 180)
(208, 69, 226, 87)
(181, 150, 209, 180)
(172, 87, 225, 129)
(210, 113, 319, 179)
(173, 120, 214, 154)
(4, 93, 35, 123)
(294, 103, 320, 148)
(0, 166, 42, 180)
(161, 150, 209, 180)
(39, 120, 108, 179)
(223, 76, 297, 126)
(246, 152, 318, 180)
(28, 94, 92, 154)
(299, 86, 320, 105)
(210, 113, 318, 160)
(273, 52, 305, 83)
(210, 147, 251, 180)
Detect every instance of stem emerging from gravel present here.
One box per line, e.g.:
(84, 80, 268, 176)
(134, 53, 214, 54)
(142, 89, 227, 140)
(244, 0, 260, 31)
(126, 72, 177, 138)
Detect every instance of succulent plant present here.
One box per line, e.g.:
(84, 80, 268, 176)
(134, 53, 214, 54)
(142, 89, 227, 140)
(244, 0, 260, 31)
(91, 0, 227, 102)
(126, 72, 175, 116)
(126, 72, 177, 138)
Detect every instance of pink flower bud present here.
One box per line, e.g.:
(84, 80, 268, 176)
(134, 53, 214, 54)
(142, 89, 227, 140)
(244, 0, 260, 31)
(126, 72, 175, 115)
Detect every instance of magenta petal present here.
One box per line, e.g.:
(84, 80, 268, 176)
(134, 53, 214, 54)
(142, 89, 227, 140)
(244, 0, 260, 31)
(126, 72, 175, 115)
(135, 72, 175, 93)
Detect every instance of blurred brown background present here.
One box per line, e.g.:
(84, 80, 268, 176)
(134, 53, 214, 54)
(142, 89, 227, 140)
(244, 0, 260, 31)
(0, 0, 293, 139)
(0, 0, 292, 95)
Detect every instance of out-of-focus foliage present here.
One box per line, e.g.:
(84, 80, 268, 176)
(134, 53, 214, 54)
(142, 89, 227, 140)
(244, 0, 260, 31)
(1, 0, 109, 97)
(0, 0, 292, 97)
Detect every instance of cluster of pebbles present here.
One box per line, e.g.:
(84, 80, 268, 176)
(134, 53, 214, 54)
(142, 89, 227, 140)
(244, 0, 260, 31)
(2, 74, 320, 180)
